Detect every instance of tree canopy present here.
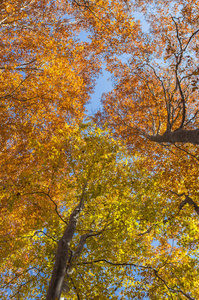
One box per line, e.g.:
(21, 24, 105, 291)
(0, 0, 199, 299)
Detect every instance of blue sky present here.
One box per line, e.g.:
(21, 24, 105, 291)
(85, 66, 113, 115)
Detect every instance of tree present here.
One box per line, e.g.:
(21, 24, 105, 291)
(1, 123, 199, 300)
(0, 0, 101, 184)
(0, 124, 148, 299)
(0, 0, 101, 248)
(1, 0, 199, 299)
(99, 1, 199, 145)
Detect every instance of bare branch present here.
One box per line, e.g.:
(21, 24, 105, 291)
(184, 28, 199, 52)
(145, 64, 171, 131)
(78, 258, 195, 299)
(23, 191, 68, 225)
(173, 144, 199, 163)
(69, 275, 81, 300)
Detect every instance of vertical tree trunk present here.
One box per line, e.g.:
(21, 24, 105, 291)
(46, 199, 84, 300)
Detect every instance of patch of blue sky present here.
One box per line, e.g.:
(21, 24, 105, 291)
(132, 11, 150, 33)
(86, 66, 113, 115)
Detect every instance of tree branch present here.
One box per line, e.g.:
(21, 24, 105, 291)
(78, 259, 195, 299)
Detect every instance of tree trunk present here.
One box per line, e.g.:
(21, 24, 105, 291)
(46, 199, 84, 300)
(147, 129, 199, 144)
(45, 237, 69, 300)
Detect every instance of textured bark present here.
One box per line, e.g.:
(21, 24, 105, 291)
(62, 232, 92, 293)
(45, 199, 84, 300)
(147, 129, 199, 144)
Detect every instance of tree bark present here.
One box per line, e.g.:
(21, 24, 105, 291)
(45, 197, 85, 300)
(147, 129, 199, 144)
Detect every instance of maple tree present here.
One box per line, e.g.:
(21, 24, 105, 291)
(0, 0, 199, 299)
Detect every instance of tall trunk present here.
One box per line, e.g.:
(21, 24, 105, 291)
(45, 237, 69, 300)
(147, 129, 199, 144)
(46, 199, 84, 300)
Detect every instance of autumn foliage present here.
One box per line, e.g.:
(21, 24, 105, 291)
(0, 0, 199, 299)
